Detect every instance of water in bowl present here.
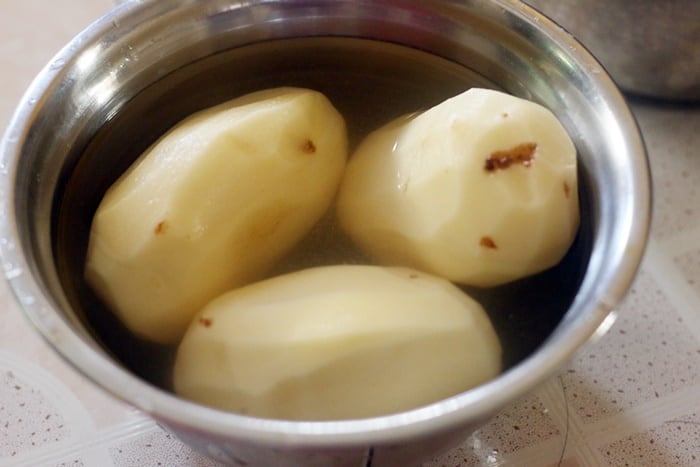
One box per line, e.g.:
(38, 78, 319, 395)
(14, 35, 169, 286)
(54, 37, 592, 392)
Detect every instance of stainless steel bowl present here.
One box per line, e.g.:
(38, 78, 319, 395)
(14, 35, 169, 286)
(0, 1, 651, 465)
(524, 0, 700, 101)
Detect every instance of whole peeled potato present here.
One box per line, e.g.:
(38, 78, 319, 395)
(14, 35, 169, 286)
(173, 265, 501, 420)
(85, 87, 348, 344)
(337, 88, 579, 287)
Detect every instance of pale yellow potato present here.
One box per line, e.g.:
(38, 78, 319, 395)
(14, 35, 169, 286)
(85, 88, 348, 344)
(337, 88, 579, 287)
(173, 265, 501, 420)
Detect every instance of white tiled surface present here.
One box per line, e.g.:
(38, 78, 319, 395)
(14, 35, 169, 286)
(1, 1, 699, 466)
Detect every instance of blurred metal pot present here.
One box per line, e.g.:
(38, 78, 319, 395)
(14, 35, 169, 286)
(525, 0, 700, 101)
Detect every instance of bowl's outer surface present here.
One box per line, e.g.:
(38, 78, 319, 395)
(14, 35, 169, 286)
(525, 0, 700, 101)
(0, 0, 651, 465)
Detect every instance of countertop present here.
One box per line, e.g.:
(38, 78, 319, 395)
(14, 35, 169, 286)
(1, 1, 699, 466)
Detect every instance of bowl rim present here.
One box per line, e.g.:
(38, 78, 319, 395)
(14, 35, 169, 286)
(0, 0, 651, 447)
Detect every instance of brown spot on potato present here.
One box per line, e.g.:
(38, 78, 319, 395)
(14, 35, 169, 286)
(199, 317, 213, 327)
(301, 139, 316, 154)
(154, 221, 167, 235)
(480, 236, 498, 249)
(563, 181, 571, 198)
(484, 142, 537, 172)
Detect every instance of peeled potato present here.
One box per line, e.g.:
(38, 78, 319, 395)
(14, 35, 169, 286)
(173, 265, 501, 420)
(337, 88, 579, 287)
(85, 87, 348, 344)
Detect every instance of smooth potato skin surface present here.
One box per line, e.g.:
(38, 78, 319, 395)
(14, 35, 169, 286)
(173, 265, 502, 421)
(85, 88, 348, 344)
